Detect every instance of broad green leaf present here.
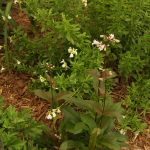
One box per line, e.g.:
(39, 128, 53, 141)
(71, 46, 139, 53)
(33, 90, 52, 103)
(62, 95, 122, 119)
(81, 114, 97, 131)
(62, 106, 80, 124)
(67, 122, 88, 134)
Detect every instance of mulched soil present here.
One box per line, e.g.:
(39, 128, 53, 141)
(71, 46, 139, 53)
(0, 71, 51, 127)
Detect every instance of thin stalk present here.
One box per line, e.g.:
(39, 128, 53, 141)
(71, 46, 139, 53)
(4, 1, 13, 68)
(51, 85, 55, 108)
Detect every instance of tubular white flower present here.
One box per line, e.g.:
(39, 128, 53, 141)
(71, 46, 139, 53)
(120, 129, 126, 135)
(108, 34, 114, 40)
(107, 34, 120, 43)
(100, 35, 105, 38)
(113, 39, 120, 43)
(0, 66, 5, 72)
(81, 0, 87, 7)
(39, 75, 46, 82)
(46, 114, 53, 120)
(56, 108, 61, 113)
(14, 0, 18, 4)
(2, 16, 6, 21)
(69, 53, 74, 58)
(7, 15, 12, 20)
(16, 60, 21, 65)
(92, 40, 100, 46)
(0, 46, 3, 50)
(60, 59, 68, 70)
(52, 112, 56, 118)
(68, 47, 77, 58)
(92, 40, 107, 51)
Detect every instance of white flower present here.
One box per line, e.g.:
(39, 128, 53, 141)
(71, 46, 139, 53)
(0, 66, 5, 73)
(107, 34, 120, 43)
(108, 71, 113, 76)
(60, 59, 68, 70)
(113, 39, 120, 43)
(120, 129, 126, 135)
(108, 34, 114, 40)
(100, 35, 105, 38)
(81, 0, 87, 7)
(122, 115, 126, 119)
(92, 40, 100, 46)
(46, 114, 53, 120)
(2, 16, 6, 21)
(68, 47, 77, 58)
(16, 60, 21, 65)
(7, 15, 12, 20)
(9, 37, 13, 43)
(99, 43, 107, 51)
(56, 108, 61, 113)
(39, 75, 46, 82)
(52, 112, 56, 118)
(14, 0, 18, 4)
(92, 40, 107, 51)
(0, 46, 3, 50)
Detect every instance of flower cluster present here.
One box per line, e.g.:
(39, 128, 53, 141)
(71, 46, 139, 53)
(92, 34, 120, 51)
(2, 15, 11, 21)
(68, 47, 78, 58)
(81, 0, 87, 7)
(60, 47, 77, 70)
(46, 107, 61, 120)
(101, 34, 120, 43)
(39, 75, 46, 83)
(92, 40, 107, 51)
(14, 0, 18, 4)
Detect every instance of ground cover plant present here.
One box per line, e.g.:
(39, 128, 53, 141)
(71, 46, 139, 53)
(0, 0, 150, 149)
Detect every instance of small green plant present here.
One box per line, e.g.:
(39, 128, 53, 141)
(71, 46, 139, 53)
(0, 96, 47, 150)
(121, 79, 150, 133)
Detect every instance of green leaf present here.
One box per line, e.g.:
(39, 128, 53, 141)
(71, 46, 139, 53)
(60, 140, 87, 150)
(81, 114, 97, 131)
(87, 69, 99, 94)
(33, 89, 52, 103)
(62, 106, 80, 124)
(0, 96, 3, 106)
(67, 122, 88, 134)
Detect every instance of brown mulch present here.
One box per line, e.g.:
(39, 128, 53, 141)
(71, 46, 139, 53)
(0, 71, 51, 126)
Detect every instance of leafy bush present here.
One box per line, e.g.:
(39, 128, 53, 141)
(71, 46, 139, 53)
(0, 96, 47, 150)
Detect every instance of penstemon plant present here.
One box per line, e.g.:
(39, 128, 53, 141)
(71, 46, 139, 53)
(34, 33, 126, 150)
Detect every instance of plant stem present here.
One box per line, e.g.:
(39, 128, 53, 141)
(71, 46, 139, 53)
(4, 1, 13, 68)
